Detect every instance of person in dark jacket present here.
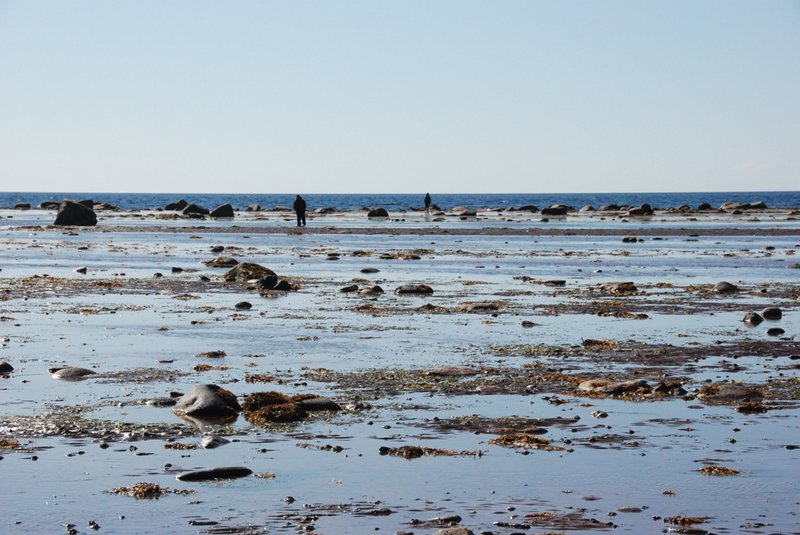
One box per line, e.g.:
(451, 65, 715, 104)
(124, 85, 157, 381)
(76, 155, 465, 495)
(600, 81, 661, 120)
(424, 192, 432, 212)
(293, 195, 307, 227)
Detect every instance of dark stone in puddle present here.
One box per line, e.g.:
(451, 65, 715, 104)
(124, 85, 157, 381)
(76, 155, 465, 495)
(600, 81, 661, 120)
(0, 361, 13, 374)
(235, 301, 252, 310)
(340, 285, 359, 293)
(743, 312, 763, 326)
(762, 307, 782, 320)
(360, 267, 380, 273)
(296, 396, 342, 412)
(176, 466, 252, 482)
(767, 327, 785, 336)
(50, 366, 97, 380)
(200, 436, 230, 449)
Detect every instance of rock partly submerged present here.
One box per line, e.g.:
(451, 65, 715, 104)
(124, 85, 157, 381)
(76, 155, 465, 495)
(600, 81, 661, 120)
(171, 384, 241, 424)
(176, 466, 252, 482)
(50, 366, 97, 380)
(53, 200, 97, 227)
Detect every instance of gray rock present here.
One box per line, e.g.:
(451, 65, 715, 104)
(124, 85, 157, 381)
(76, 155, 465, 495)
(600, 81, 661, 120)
(54, 201, 97, 227)
(176, 466, 252, 482)
(762, 307, 782, 320)
(699, 383, 764, 404)
(235, 301, 252, 310)
(340, 285, 359, 293)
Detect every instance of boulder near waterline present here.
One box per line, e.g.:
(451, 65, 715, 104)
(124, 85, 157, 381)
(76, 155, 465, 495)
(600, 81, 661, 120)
(762, 307, 782, 320)
(165, 199, 188, 211)
(53, 200, 97, 226)
(204, 256, 239, 268)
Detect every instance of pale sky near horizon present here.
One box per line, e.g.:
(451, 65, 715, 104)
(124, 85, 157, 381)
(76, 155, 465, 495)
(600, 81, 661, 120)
(1, 1, 798, 194)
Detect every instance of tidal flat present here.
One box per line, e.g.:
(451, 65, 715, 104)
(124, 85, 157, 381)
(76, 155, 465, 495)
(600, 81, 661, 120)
(1, 207, 799, 534)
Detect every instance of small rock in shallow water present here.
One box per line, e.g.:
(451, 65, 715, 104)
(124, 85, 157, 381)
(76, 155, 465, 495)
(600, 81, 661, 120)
(234, 301, 252, 311)
(0, 361, 13, 374)
(200, 436, 230, 449)
(395, 284, 434, 295)
(767, 327, 785, 336)
(761, 307, 782, 320)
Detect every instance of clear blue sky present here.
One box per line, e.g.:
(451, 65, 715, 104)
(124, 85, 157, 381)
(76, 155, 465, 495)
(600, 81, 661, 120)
(1, 1, 798, 193)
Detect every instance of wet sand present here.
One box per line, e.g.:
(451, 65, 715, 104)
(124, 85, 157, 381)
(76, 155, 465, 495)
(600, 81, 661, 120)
(0, 207, 798, 534)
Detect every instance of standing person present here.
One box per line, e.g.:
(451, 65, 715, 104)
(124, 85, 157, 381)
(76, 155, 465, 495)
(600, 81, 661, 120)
(293, 195, 307, 227)
(424, 192, 432, 212)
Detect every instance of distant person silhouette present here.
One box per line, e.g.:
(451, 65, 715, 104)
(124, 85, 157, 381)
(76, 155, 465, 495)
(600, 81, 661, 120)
(424, 192, 432, 212)
(293, 195, 307, 227)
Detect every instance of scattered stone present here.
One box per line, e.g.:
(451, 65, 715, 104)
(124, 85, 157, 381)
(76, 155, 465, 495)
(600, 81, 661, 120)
(74, 266, 88, 274)
(234, 301, 252, 311)
(340, 284, 359, 293)
(109, 482, 187, 499)
(54, 200, 97, 227)
(698, 465, 740, 476)
(0, 361, 13, 374)
(767, 327, 785, 336)
(743, 312, 763, 326)
(210, 204, 235, 218)
(762, 307, 782, 320)
(395, 284, 434, 295)
(360, 267, 380, 273)
(176, 467, 253, 482)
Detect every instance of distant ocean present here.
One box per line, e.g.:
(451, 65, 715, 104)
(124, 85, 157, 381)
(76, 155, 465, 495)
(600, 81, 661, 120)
(1, 191, 798, 211)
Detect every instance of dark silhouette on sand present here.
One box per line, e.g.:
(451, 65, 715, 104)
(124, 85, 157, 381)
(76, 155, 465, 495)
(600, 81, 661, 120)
(424, 193, 432, 212)
(293, 195, 307, 227)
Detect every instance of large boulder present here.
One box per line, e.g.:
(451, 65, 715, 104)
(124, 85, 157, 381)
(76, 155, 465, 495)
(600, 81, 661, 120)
(210, 204, 235, 218)
(172, 384, 241, 420)
(53, 200, 97, 226)
(367, 207, 389, 218)
(14, 203, 30, 210)
(224, 262, 276, 282)
(626, 203, 654, 216)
